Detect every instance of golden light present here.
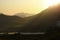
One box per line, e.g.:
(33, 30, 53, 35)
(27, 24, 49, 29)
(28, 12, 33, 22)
(0, 0, 60, 15)
(46, 0, 60, 6)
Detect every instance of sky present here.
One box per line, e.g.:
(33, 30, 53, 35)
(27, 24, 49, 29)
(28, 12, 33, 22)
(0, 0, 59, 15)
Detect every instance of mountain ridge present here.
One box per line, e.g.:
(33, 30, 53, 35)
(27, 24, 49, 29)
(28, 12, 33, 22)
(21, 5, 60, 32)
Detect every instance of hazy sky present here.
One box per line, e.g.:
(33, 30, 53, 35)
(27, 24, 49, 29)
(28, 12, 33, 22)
(0, 0, 55, 15)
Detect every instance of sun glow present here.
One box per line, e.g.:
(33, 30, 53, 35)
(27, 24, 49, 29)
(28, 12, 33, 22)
(46, 0, 60, 6)
(0, 0, 60, 15)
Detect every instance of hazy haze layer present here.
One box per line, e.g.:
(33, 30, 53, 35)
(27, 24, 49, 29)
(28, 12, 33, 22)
(0, 0, 49, 15)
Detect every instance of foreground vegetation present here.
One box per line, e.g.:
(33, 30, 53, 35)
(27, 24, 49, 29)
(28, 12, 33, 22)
(0, 29, 60, 40)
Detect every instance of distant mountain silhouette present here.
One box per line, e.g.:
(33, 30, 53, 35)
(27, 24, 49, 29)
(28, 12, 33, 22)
(0, 14, 25, 32)
(16, 13, 33, 18)
(0, 4, 60, 32)
(21, 4, 60, 32)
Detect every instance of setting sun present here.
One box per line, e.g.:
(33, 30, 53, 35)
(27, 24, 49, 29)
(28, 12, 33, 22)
(46, 0, 60, 6)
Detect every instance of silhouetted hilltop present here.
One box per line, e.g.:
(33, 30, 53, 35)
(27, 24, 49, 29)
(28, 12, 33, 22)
(0, 4, 60, 32)
(22, 4, 60, 32)
(0, 13, 35, 32)
(0, 14, 24, 32)
(16, 13, 33, 18)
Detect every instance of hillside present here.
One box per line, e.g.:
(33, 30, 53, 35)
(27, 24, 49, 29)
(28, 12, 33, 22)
(0, 5, 60, 32)
(0, 14, 24, 32)
(21, 4, 60, 32)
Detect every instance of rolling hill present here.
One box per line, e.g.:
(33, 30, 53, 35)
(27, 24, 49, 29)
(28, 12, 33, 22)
(21, 4, 60, 32)
(0, 14, 25, 32)
(0, 4, 60, 32)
